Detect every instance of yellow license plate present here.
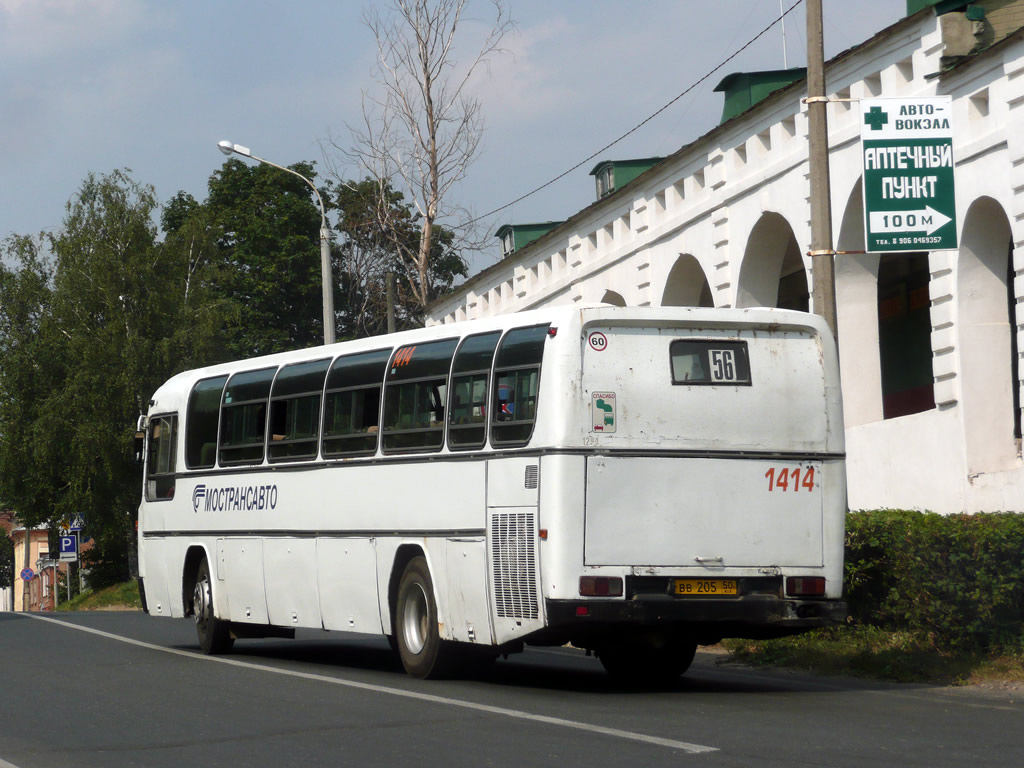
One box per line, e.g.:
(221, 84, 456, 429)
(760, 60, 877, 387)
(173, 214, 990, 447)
(673, 579, 738, 596)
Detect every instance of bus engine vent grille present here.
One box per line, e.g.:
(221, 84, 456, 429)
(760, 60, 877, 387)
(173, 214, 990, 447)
(524, 464, 539, 489)
(491, 512, 539, 620)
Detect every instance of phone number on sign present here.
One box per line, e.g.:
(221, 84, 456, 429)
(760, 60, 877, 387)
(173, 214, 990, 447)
(894, 236, 942, 245)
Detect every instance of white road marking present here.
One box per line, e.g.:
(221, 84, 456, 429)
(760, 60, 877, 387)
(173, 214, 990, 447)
(0, 758, 23, 768)
(25, 614, 717, 754)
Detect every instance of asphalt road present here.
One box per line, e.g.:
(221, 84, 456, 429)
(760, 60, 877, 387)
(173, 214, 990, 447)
(1, 611, 1021, 768)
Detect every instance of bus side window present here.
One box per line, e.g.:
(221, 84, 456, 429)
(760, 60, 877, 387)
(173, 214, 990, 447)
(322, 348, 391, 457)
(146, 414, 178, 501)
(491, 324, 550, 447)
(219, 367, 276, 466)
(186, 375, 228, 469)
(268, 358, 330, 462)
(382, 338, 458, 453)
(447, 331, 500, 451)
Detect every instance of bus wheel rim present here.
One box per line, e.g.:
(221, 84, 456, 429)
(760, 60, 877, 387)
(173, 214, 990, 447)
(402, 583, 428, 655)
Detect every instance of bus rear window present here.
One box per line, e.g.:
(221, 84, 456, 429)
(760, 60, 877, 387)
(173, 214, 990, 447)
(186, 375, 228, 469)
(491, 325, 549, 446)
(269, 358, 330, 462)
(670, 340, 751, 385)
(220, 367, 276, 466)
(383, 338, 458, 453)
(323, 348, 391, 457)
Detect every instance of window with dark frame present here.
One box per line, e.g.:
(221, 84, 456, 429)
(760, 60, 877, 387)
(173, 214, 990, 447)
(268, 358, 331, 462)
(491, 324, 550, 447)
(669, 340, 752, 386)
(186, 375, 228, 469)
(448, 331, 501, 451)
(322, 348, 391, 457)
(146, 414, 178, 501)
(219, 367, 276, 466)
(382, 338, 459, 453)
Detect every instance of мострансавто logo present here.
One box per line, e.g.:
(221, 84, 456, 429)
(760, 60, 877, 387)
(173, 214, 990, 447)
(191, 483, 278, 513)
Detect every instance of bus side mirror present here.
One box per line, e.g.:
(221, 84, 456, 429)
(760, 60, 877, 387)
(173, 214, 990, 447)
(134, 431, 145, 465)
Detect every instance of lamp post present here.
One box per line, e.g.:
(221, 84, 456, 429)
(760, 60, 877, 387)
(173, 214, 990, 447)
(217, 140, 336, 345)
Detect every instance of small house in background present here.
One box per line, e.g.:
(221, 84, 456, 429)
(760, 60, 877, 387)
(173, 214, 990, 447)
(590, 158, 664, 200)
(496, 222, 565, 258)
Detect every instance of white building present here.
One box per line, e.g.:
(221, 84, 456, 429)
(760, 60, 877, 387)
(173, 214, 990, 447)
(427, 1, 1024, 513)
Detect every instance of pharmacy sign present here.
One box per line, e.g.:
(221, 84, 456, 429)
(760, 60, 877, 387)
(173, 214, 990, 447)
(861, 97, 957, 252)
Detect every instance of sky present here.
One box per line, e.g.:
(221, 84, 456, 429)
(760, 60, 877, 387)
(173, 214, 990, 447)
(1, 0, 907, 272)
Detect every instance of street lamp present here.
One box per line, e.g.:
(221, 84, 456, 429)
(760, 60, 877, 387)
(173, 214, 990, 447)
(217, 140, 336, 345)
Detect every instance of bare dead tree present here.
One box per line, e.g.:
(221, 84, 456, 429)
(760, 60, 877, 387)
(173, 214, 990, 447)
(343, 0, 512, 308)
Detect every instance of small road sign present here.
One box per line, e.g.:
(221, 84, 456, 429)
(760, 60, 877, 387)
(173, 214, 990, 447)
(20, 567, 34, 581)
(59, 533, 79, 563)
(861, 96, 957, 253)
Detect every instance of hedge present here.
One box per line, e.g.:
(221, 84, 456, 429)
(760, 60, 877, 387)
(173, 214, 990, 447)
(844, 510, 1024, 653)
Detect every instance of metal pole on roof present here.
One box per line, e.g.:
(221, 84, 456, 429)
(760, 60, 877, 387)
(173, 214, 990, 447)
(806, 0, 838, 341)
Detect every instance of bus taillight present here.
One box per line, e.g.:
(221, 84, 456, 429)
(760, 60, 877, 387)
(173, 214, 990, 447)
(579, 576, 623, 597)
(786, 577, 826, 597)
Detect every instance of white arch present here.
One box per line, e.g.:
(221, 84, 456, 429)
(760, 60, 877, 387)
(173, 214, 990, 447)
(835, 178, 884, 426)
(600, 289, 627, 307)
(661, 253, 714, 307)
(957, 196, 1019, 472)
(736, 212, 806, 310)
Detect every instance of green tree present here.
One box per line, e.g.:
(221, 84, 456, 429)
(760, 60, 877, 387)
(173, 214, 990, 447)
(200, 159, 328, 357)
(0, 170, 232, 585)
(333, 177, 466, 337)
(0, 235, 62, 535)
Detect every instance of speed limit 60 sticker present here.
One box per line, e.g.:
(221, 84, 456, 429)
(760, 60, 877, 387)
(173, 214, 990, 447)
(588, 332, 608, 352)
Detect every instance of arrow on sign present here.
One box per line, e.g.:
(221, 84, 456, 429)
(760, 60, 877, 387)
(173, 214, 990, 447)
(869, 206, 952, 235)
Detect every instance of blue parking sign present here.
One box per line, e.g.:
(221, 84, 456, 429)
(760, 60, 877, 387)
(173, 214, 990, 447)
(59, 533, 78, 562)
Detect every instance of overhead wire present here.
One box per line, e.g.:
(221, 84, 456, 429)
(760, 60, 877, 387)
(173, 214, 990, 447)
(467, 0, 805, 226)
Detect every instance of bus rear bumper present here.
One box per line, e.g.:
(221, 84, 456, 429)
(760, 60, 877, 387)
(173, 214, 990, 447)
(543, 595, 847, 642)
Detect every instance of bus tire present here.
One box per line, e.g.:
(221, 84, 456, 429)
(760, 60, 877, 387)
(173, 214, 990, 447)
(395, 556, 454, 679)
(597, 632, 696, 685)
(193, 558, 233, 655)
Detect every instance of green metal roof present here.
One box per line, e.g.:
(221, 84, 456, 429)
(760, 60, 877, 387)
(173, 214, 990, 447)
(713, 68, 807, 124)
(495, 222, 565, 255)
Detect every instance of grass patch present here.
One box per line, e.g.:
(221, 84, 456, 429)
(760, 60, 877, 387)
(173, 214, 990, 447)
(57, 581, 142, 612)
(722, 625, 1024, 685)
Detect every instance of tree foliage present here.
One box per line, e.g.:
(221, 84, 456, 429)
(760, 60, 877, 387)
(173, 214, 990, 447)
(333, 177, 466, 336)
(0, 170, 231, 585)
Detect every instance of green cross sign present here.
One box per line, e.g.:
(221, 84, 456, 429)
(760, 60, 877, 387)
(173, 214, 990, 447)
(861, 97, 957, 253)
(864, 106, 889, 131)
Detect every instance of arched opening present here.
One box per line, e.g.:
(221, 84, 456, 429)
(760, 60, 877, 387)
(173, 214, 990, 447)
(601, 289, 626, 307)
(736, 212, 808, 310)
(835, 178, 884, 425)
(878, 252, 935, 419)
(661, 254, 714, 307)
(958, 196, 1020, 471)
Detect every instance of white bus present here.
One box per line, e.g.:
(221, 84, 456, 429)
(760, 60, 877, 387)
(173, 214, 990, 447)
(136, 306, 846, 681)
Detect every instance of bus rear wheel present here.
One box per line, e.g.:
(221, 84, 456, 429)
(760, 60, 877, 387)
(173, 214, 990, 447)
(193, 558, 233, 655)
(395, 556, 455, 679)
(597, 632, 697, 685)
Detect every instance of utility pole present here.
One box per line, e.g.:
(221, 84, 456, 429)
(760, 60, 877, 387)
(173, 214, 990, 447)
(806, 0, 838, 340)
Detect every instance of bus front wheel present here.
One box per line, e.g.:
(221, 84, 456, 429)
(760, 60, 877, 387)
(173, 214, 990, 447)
(395, 556, 454, 678)
(193, 558, 233, 655)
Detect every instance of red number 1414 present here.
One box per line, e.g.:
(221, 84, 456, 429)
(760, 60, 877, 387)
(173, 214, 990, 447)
(765, 466, 816, 492)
